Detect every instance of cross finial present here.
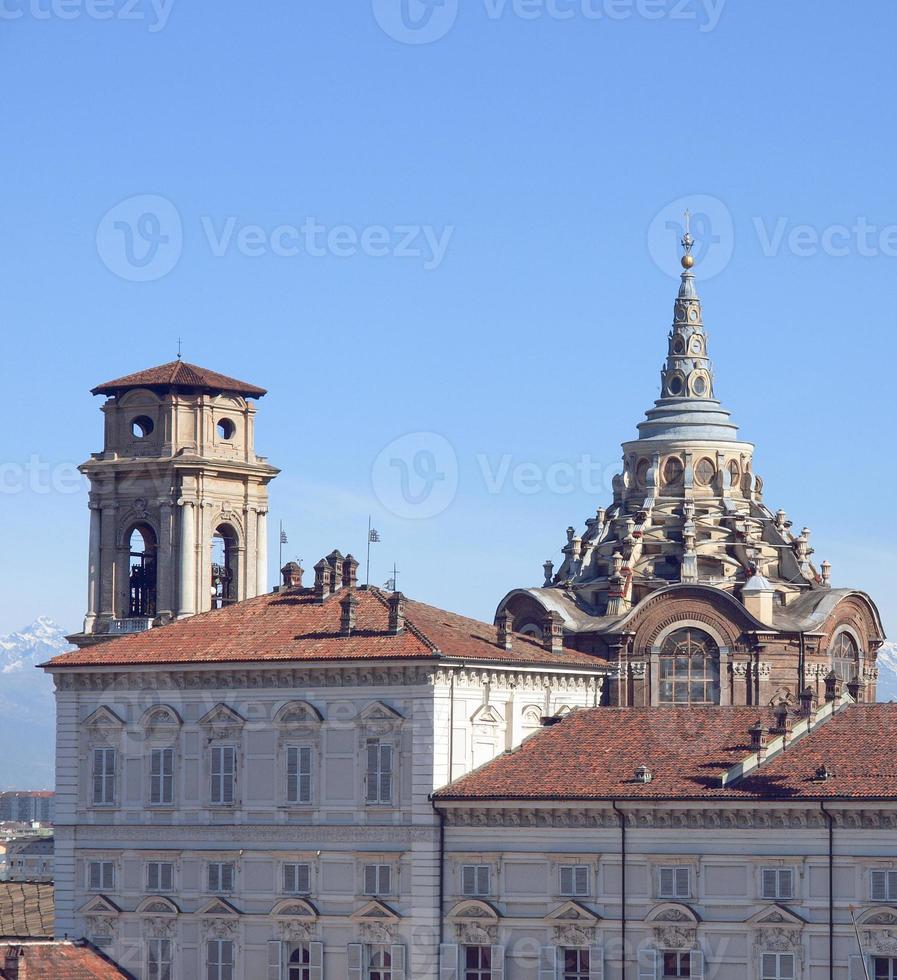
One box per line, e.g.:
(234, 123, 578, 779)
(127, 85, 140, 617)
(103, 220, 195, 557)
(680, 209, 695, 268)
(176, 338, 182, 360)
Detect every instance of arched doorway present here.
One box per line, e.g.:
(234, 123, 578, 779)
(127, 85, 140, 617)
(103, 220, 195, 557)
(127, 524, 157, 618)
(211, 524, 239, 608)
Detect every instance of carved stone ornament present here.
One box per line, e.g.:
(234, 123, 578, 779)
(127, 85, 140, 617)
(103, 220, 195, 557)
(203, 917, 238, 939)
(752, 927, 802, 957)
(142, 915, 177, 939)
(278, 918, 316, 943)
(86, 915, 117, 939)
(864, 929, 897, 955)
(653, 926, 696, 949)
(630, 661, 647, 679)
(359, 921, 395, 944)
(555, 925, 592, 947)
(456, 921, 497, 944)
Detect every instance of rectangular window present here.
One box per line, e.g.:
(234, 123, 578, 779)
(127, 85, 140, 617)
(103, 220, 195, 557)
(208, 862, 235, 893)
(92, 748, 116, 805)
(365, 739, 394, 805)
(210, 745, 236, 805)
(87, 861, 114, 892)
(662, 951, 691, 978)
(148, 938, 173, 980)
(658, 867, 691, 900)
(762, 952, 795, 980)
(207, 939, 235, 980)
(563, 948, 590, 980)
(367, 944, 394, 980)
(150, 747, 175, 805)
(363, 864, 392, 896)
(871, 870, 897, 902)
(873, 958, 897, 980)
(463, 946, 493, 980)
(287, 746, 313, 804)
(761, 868, 794, 900)
(287, 944, 312, 980)
(284, 863, 311, 895)
(461, 865, 491, 897)
(147, 861, 174, 893)
(559, 865, 590, 898)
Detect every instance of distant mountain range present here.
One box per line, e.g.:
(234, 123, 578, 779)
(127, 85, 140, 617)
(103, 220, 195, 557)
(0, 620, 893, 792)
(0, 617, 70, 790)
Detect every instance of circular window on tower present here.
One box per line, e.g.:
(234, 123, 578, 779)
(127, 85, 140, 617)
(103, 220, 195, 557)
(727, 460, 740, 487)
(689, 308, 699, 322)
(131, 416, 154, 439)
(690, 337, 703, 354)
(691, 375, 708, 396)
(695, 457, 716, 486)
(636, 458, 650, 487)
(675, 305, 686, 322)
(668, 375, 684, 396)
(663, 456, 684, 486)
(672, 336, 686, 355)
(217, 418, 236, 441)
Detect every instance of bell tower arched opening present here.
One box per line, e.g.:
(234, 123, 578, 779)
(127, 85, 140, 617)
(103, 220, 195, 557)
(211, 524, 239, 609)
(127, 524, 157, 619)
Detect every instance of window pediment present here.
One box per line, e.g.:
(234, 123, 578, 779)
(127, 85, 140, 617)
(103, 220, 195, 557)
(351, 900, 400, 924)
(856, 905, 897, 927)
(747, 904, 805, 927)
(358, 701, 403, 722)
(271, 898, 318, 920)
(471, 704, 503, 725)
(198, 898, 240, 917)
(141, 705, 183, 731)
(85, 706, 125, 731)
(544, 901, 599, 926)
(199, 703, 244, 735)
(645, 902, 700, 924)
(447, 899, 500, 924)
(275, 700, 324, 728)
(79, 895, 121, 916)
(137, 897, 180, 916)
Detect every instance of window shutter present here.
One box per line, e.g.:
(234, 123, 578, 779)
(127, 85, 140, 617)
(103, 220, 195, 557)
(381, 866, 392, 895)
(222, 863, 234, 892)
(284, 865, 296, 893)
(380, 744, 393, 802)
(478, 866, 491, 896)
(589, 945, 604, 980)
(267, 940, 283, 980)
(287, 747, 299, 803)
(871, 870, 888, 902)
(299, 746, 312, 803)
(659, 868, 674, 897)
(848, 955, 868, 980)
(761, 869, 777, 899)
(439, 943, 459, 980)
(308, 941, 324, 980)
(889, 870, 897, 900)
(347, 943, 363, 980)
(390, 944, 406, 980)
(462, 865, 476, 895)
(690, 950, 704, 980)
(103, 863, 114, 890)
(297, 864, 310, 894)
(366, 741, 380, 802)
(560, 866, 574, 895)
(575, 865, 589, 896)
(779, 869, 793, 899)
(491, 945, 505, 980)
(676, 867, 691, 897)
(223, 747, 235, 804)
(638, 949, 658, 980)
(364, 865, 378, 895)
(538, 945, 556, 980)
(88, 863, 99, 890)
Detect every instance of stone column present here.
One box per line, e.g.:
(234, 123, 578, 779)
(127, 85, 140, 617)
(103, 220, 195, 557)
(83, 504, 101, 633)
(178, 500, 196, 619)
(98, 501, 118, 622)
(156, 501, 173, 623)
(256, 509, 268, 597)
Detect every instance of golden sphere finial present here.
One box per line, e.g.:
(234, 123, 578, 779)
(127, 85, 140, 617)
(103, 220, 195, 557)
(681, 253, 695, 269)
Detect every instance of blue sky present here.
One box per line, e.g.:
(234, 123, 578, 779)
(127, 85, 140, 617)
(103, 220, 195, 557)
(0, 0, 895, 639)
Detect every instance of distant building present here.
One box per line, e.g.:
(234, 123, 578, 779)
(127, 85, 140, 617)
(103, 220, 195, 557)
(4, 840, 52, 884)
(0, 940, 129, 978)
(0, 796, 52, 828)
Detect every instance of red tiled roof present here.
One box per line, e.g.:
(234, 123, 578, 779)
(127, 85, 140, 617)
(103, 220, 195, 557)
(43, 588, 605, 671)
(434, 703, 897, 802)
(0, 883, 53, 939)
(91, 360, 266, 398)
(0, 941, 130, 979)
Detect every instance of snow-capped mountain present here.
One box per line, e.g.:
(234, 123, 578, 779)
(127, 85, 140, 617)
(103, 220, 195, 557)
(877, 641, 897, 702)
(0, 617, 71, 790)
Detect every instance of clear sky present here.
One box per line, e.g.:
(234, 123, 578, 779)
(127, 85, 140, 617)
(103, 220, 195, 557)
(1, 0, 895, 639)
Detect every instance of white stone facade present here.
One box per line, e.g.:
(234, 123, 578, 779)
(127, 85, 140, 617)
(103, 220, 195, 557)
(50, 661, 599, 979)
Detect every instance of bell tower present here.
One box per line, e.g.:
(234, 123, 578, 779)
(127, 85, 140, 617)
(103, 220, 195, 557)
(71, 360, 279, 647)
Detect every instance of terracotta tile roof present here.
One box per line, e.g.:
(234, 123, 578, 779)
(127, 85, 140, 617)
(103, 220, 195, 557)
(434, 703, 897, 803)
(91, 360, 266, 398)
(0, 883, 53, 939)
(43, 588, 605, 671)
(0, 941, 131, 978)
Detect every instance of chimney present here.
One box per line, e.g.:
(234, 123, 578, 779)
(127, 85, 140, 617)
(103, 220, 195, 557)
(313, 559, 332, 603)
(541, 611, 564, 655)
(749, 721, 768, 761)
(771, 702, 793, 738)
(824, 670, 839, 703)
(495, 611, 513, 651)
(327, 550, 344, 592)
(280, 562, 304, 590)
(388, 592, 406, 634)
(4, 947, 21, 980)
(847, 675, 865, 703)
(340, 592, 358, 636)
(799, 685, 817, 718)
(343, 554, 359, 589)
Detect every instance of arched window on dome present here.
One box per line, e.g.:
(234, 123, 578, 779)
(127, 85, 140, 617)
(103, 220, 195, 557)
(830, 631, 860, 683)
(658, 628, 721, 705)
